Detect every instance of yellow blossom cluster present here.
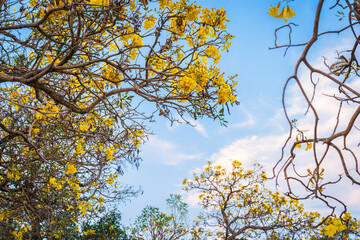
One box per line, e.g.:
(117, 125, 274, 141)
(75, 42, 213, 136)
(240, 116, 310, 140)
(320, 212, 360, 238)
(268, 2, 296, 22)
(89, 0, 109, 5)
(101, 64, 123, 84)
(130, 129, 145, 148)
(178, 76, 197, 93)
(204, 45, 221, 64)
(217, 83, 236, 104)
(143, 17, 156, 30)
(201, 7, 228, 31)
(175, 61, 236, 104)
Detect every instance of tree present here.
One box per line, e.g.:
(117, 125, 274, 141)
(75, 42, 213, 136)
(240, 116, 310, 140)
(81, 210, 130, 240)
(130, 194, 189, 240)
(0, 0, 237, 238)
(183, 160, 360, 239)
(267, 0, 360, 214)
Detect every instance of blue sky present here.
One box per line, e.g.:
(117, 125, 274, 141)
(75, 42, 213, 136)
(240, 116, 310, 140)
(118, 0, 360, 224)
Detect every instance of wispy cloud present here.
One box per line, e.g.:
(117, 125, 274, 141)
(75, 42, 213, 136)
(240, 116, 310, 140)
(210, 135, 287, 171)
(230, 108, 256, 129)
(142, 136, 202, 165)
(187, 119, 208, 138)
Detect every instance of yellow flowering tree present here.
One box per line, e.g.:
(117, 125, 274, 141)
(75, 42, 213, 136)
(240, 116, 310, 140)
(268, 0, 360, 216)
(183, 160, 360, 239)
(0, 0, 236, 238)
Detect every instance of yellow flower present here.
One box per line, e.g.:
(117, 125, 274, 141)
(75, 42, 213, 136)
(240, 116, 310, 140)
(143, 18, 155, 30)
(280, 6, 296, 20)
(204, 45, 221, 64)
(178, 76, 196, 93)
(268, 3, 296, 22)
(79, 123, 90, 132)
(49, 177, 62, 190)
(32, 128, 40, 134)
(105, 146, 116, 161)
(323, 218, 347, 237)
(185, 5, 201, 21)
(131, 35, 143, 47)
(7, 171, 14, 179)
(98, 196, 105, 206)
(217, 84, 234, 104)
(109, 42, 118, 51)
(159, 0, 172, 9)
(78, 203, 88, 216)
(268, 3, 281, 18)
(106, 176, 115, 185)
(66, 164, 77, 175)
(84, 229, 95, 236)
(76, 140, 86, 155)
(90, 0, 109, 5)
(49, 177, 56, 186)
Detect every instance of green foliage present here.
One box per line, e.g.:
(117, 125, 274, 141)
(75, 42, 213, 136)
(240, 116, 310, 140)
(130, 194, 189, 240)
(81, 210, 130, 240)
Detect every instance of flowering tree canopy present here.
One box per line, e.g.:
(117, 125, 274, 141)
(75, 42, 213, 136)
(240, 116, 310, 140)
(0, 0, 237, 238)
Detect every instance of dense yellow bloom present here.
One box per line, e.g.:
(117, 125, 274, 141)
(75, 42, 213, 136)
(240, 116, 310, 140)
(83, 229, 95, 236)
(217, 84, 236, 104)
(66, 164, 77, 175)
(143, 18, 156, 30)
(185, 5, 201, 21)
(79, 123, 90, 131)
(323, 217, 347, 237)
(204, 45, 221, 64)
(159, 0, 172, 8)
(105, 146, 117, 160)
(178, 76, 197, 93)
(49, 177, 62, 190)
(131, 35, 143, 47)
(90, 0, 109, 5)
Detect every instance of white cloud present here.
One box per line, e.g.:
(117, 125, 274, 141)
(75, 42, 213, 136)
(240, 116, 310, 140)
(183, 189, 201, 208)
(187, 119, 208, 138)
(229, 107, 256, 129)
(210, 135, 287, 172)
(141, 136, 202, 165)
